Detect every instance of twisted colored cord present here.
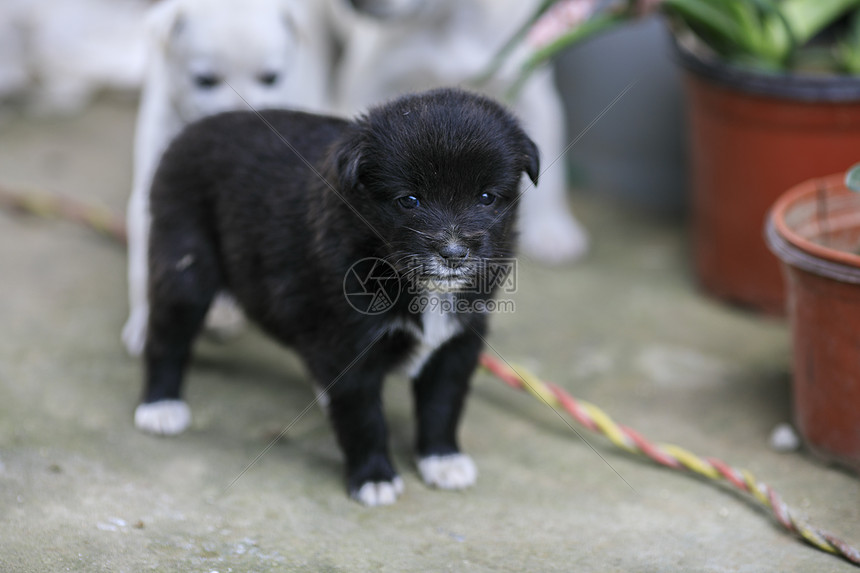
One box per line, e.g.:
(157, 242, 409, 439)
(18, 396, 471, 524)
(0, 186, 127, 245)
(480, 353, 860, 567)
(1, 187, 857, 565)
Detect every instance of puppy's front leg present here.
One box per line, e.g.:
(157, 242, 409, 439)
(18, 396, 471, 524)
(412, 327, 484, 491)
(323, 372, 402, 506)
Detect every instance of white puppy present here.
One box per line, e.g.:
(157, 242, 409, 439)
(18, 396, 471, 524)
(332, 0, 590, 264)
(123, 0, 333, 356)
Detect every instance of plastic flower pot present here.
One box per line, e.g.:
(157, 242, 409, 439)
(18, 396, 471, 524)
(676, 41, 860, 314)
(766, 173, 860, 473)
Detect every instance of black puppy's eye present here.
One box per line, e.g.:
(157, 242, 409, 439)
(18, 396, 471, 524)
(478, 192, 497, 206)
(258, 71, 279, 86)
(397, 195, 420, 209)
(193, 73, 221, 89)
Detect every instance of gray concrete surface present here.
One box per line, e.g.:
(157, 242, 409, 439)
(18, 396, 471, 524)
(1, 98, 858, 572)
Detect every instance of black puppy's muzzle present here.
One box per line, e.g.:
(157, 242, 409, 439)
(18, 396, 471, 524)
(438, 241, 469, 269)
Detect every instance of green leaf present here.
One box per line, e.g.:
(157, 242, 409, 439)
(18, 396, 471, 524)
(780, 0, 860, 46)
(835, 9, 860, 73)
(506, 12, 627, 101)
(661, 0, 747, 51)
(846, 163, 860, 192)
(474, 0, 559, 87)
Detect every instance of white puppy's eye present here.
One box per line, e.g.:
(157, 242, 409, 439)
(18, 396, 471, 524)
(258, 72, 279, 86)
(193, 73, 221, 89)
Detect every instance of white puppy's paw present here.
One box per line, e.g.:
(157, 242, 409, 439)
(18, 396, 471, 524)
(417, 453, 477, 490)
(134, 400, 191, 436)
(519, 211, 590, 265)
(351, 477, 404, 507)
(122, 309, 148, 357)
(204, 293, 246, 340)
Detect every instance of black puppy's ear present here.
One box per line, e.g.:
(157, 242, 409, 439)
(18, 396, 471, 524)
(521, 134, 540, 186)
(332, 134, 365, 192)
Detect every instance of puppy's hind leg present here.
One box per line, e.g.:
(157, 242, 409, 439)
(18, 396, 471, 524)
(137, 236, 221, 436)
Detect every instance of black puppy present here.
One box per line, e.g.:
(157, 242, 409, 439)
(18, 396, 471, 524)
(136, 88, 539, 505)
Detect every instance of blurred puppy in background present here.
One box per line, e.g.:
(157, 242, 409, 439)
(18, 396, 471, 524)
(332, 0, 590, 265)
(0, 0, 148, 119)
(123, 0, 334, 356)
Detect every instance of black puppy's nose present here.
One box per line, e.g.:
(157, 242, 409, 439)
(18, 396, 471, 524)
(439, 242, 469, 266)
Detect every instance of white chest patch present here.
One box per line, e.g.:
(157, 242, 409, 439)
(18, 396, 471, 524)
(388, 292, 462, 378)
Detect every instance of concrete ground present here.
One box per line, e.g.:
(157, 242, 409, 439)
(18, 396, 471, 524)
(0, 97, 858, 573)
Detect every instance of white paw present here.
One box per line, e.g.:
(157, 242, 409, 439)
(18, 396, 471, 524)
(417, 453, 477, 490)
(122, 308, 148, 357)
(519, 211, 590, 265)
(351, 477, 404, 507)
(204, 293, 246, 340)
(134, 400, 191, 436)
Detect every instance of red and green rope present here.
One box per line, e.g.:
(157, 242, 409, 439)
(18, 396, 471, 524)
(480, 353, 860, 566)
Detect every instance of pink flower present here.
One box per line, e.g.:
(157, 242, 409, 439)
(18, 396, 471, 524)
(527, 0, 598, 50)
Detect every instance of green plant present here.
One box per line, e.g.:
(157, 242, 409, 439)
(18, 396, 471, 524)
(662, 0, 860, 70)
(489, 0, 860, 99)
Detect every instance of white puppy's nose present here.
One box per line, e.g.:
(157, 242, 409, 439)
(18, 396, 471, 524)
(227, 91, 248, 109)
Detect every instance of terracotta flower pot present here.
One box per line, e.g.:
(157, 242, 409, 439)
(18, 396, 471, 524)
(676, 42, 860, 314)
(766, 173, 860, 473)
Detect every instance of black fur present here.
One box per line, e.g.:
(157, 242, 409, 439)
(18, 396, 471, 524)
(144, 88, 539, 500)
